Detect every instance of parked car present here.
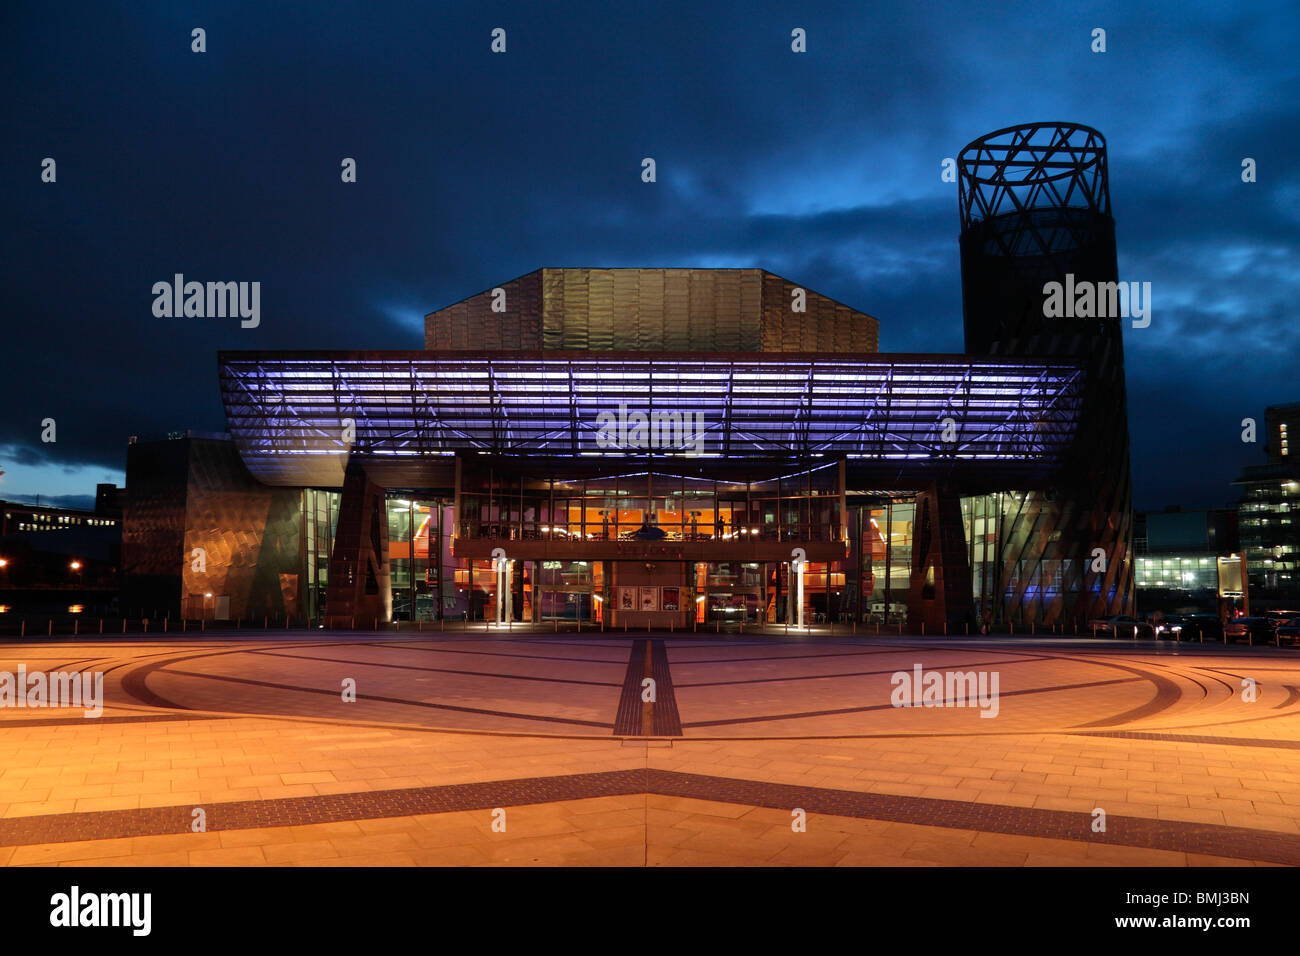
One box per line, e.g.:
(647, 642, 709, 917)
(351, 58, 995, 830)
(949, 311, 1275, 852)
(1224, 616, 1277, 644)
(1150, 615, 1187, 640)
(1274, 617, 1300, 645)
(1089, 614, 1153, 638)
(1178, 614, 1224, 642)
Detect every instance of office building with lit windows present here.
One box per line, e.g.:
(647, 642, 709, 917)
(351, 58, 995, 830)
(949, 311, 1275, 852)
(1233, 403, 1300, 606)
(1132, 507, 1237, 612)
(122, 123, 1138, 630)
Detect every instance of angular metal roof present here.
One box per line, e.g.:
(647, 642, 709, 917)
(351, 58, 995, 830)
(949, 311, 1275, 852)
(219, 350, 1085, 488)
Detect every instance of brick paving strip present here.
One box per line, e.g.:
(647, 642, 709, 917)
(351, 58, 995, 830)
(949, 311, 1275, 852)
(614, 640, 648, 735)
(3, 769, 1300, 864)
(649, 641, 682, 736)
(1070, 729, 1300, 749)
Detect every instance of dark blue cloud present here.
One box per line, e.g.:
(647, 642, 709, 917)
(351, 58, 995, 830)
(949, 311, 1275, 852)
(1, 0, 1295, 512)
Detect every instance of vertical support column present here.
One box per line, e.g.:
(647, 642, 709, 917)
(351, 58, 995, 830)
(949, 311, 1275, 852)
(505, 560, 513, 622)
(323, 461, 391, 629)
(907, 481, 974, 634)
(796, 561, 805, 628)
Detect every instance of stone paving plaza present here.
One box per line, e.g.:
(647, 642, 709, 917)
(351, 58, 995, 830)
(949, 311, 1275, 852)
(2, 631, 1299, 866)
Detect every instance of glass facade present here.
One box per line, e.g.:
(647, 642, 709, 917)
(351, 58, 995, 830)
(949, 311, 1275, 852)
(1238, 477, 1298, 597)
(303, 489, 340, 624)
(387, 497, 452, 621)
(1135, 554, 1219, 592)
(852, 499, 913, 626)
(457, 469, 843, 544)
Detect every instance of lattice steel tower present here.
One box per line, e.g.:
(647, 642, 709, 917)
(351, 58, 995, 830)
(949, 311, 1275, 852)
(958, 122, 1134, 624)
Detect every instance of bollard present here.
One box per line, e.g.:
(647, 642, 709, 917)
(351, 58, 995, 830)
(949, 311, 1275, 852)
(182, 618, 186, 633)
(164, 618, 168, 633)
(74, 619, 78, 636)
(716, 621, 720, 633)
(201, 618, 205, 632)
(944, 621, 947, 636)
(122, 619, 126, 634)
(441, 618, 445, 632)
(20, 620, 25, 637)
(143, 619, 148, 633)
(48, 619, 53, 636)
(555, 620, 559, 633)
(1031, 622, 1035, 636)
(99, 618, 103, 634)
(921, 622, 925, 636)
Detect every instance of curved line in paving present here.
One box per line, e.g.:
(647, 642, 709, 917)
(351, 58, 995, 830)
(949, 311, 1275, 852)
(85, 637, 1300, 742)
(113, 640, 622, 730)
(245, 649, 623, 688)
(366, 642, 628, 665)
(672, 656, 1050, 688)
(158, 666, 613, 729)
(679, 676, 1144, 729)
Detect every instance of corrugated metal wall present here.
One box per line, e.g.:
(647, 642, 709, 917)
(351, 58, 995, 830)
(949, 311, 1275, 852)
(425, 268, 878, 352)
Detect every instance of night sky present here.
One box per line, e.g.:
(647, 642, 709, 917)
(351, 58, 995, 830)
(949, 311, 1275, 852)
(2, 0, 1296, 511)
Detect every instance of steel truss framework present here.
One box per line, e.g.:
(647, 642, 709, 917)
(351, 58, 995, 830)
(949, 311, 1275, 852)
(958, 122, 1110, 253)
(218, 351, 1085, 487)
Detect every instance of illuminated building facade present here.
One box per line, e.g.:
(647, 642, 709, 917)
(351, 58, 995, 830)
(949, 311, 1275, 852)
(123, 125, 1139, 629)
(1234, 403, 1300, 606)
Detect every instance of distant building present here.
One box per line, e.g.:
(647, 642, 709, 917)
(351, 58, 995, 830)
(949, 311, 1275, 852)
(0, 499, 122, 615)
(95, 483, 125, 518)
(0, 499, 121, 562)
(1233, 403, 1300, 607)
(1133, 506, 1238, 612)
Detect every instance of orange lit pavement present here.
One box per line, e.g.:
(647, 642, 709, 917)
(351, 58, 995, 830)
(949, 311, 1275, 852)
(1, 634, 1298, 866)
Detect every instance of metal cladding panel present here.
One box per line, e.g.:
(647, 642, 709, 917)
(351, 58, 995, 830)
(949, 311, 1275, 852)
(123, 438, 302, 619)
(121, 440, 190, 612)
(426, 268, 878, 353)
(760, 272, 878, 352)
(425, 271, 543, 350)
(219, 350, 1085, 487)
(181, 439, 302, 620)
